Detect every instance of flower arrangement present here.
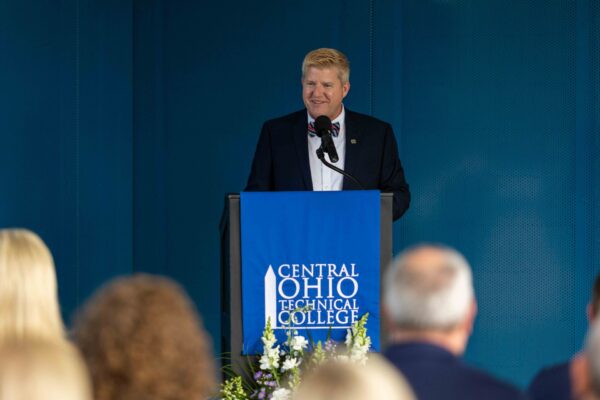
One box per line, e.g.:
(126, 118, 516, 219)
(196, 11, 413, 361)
(221, 311, 371, 400)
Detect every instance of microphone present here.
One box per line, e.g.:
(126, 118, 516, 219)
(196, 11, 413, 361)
(314, 115, 339, 163)
(313, 115, 364, 189)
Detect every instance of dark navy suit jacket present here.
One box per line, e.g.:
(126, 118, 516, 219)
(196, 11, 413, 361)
(527, 361, 570, 400)
(384, 342, 529, 400)
(245, 109, 410, 221)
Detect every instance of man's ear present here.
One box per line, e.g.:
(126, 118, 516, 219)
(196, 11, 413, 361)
(464, 300, 478, 336)
(342, 81, 350, 98)
(381, 303, 394, 333)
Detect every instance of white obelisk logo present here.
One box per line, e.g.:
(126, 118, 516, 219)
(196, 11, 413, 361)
(264, 266, 277, 328)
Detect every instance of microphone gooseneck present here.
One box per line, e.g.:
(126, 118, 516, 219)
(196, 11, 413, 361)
(313, 115, 364, 189)
(314, 115, 339, 163)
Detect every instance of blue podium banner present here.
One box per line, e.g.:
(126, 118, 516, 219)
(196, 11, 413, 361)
(240, 191, 380, 354)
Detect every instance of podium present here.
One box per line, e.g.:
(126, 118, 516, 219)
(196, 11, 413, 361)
(220, 192, 393, 370)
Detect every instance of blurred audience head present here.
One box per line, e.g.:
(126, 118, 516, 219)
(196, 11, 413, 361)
(572, 274, 600, 398)
(293, 355, 415, 400)
(383, 244, 476, 355)
(0, 339, 92, 400)
(586, 319, 600, 397)
(73, 274, 216, 400)
(588, 275, 600, 321)
(0, 228, 65, 343)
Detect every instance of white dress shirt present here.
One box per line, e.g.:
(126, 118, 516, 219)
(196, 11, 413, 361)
(307, 107, 346, 191)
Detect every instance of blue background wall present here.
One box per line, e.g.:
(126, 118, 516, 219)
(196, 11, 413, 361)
(0, 0, 133, 316)
(1, 0, 598, 387)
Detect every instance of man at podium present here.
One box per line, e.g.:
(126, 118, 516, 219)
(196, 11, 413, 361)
(245, 48, 411, 221)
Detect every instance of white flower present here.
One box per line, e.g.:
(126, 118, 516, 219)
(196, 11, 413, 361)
(266, 346, 280, 358)
(281, 357, 299, 371)
(259, 345, 280, 370)
(271, 388, 292, 400)
(262, 335, 276, 348)
(259, 354, 271, 370)
(349, 343, 369, 364)
(290, 335, 308, 351)
(345, 330, 353, 347)
(344, 315, 371, 365)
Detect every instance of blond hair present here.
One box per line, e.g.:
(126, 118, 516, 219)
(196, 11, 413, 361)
(0, 339, 92, 400)
(302, 48, 350, 84)
(293, 355, 415, 400)
(0, 229, 65, 344)
(74, 274, 216, 400)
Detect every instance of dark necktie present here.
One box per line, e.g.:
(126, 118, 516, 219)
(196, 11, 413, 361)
(308, 121, 340, 138)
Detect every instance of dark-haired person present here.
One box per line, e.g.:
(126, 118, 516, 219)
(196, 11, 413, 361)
(528, 275, 600, 400)
(245, 48, 410, 221)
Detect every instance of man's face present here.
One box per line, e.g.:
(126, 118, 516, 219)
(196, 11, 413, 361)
(302, 66, 350, 120)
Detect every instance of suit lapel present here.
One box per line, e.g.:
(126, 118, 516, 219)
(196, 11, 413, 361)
(343, 109, 363, 189)
(292, 111, 313, 190)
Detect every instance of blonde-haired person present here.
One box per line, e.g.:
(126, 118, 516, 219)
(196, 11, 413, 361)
(245, 47, 410, 222)
(301, 48, 351, 96)
(0, 229, 65, 343)
(293, 354, 415, 400)
(0, 339, 92, 400)
(73, 274, 216, 400)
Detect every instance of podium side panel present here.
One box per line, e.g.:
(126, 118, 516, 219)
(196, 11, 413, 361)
(380, 193, 393, 348)
(220, 194, 242, 374)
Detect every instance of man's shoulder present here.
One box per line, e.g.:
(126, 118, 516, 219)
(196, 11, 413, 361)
(458, 363, 526, 398)
(345, 108, 387, 123)
(527, 361, 570, 400)
(384, 343, 525, 399)
(345, 109, 391, 130)
(425, 360, 526, 399)
(529, 361, 570, 383)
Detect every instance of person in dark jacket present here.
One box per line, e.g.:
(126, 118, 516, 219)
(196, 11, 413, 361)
(383, 244, 528, 400)
(245, 48, 410, 221)
(528, 275, 600, 400)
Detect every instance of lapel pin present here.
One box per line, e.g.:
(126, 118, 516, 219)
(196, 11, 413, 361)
(351, 139, 357, 144)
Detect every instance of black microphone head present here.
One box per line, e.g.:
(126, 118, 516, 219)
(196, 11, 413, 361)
(314, 115, 332, 137)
